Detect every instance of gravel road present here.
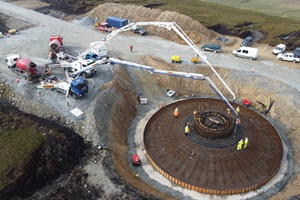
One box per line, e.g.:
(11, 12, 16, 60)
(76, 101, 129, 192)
(1, 1, 300, 97)
(0, 1, 299, 199)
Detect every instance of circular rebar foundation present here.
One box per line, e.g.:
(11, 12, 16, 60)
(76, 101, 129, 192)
(144, 98, 283, 194)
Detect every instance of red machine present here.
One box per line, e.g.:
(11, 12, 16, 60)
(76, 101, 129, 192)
(16, 58, 41, 81)
(49, 35, 68, 61)
(132, 154, 141, 166)
(243, 98, 251, 107)
(49, 35, 63, 52)
(98, 23, 112, 32)
(5, 54, 41, 81)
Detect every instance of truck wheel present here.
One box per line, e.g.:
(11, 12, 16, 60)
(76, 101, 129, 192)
(249, 57, 253, 60)
(71, 92, 78, 99)
(233, 53, 237, 57)
(279, 58, 283, 61)
(293, 60, 296, 63)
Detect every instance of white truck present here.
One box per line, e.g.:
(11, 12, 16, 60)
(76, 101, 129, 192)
(277, 53, 300, 63)
(60, 58, 97, 78)
(78, 41, 108, 61)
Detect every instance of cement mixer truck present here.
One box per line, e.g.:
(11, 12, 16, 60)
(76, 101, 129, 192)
(5, 54, 41, 82)
(49, 35, 63, 52)
(49, 35, 69, 62)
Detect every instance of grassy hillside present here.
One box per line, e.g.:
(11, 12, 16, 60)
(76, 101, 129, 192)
(198, 0, 300, 20)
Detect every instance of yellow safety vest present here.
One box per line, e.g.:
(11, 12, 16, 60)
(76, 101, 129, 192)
(185, 126, 190, 133)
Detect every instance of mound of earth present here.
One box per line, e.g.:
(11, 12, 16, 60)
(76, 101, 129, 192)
(87, 3, 218, 44)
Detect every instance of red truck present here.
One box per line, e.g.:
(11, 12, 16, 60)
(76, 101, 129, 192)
(98, 23, 112, 32)
(5, 54, 41, 82)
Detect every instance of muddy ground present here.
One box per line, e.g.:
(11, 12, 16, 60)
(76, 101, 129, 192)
(0, 1, 300, 200)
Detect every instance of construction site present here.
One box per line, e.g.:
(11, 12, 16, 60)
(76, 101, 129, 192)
(0, 1, 300, 200)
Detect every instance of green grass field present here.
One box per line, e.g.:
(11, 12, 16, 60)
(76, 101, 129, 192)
(198, 0, 300, 20)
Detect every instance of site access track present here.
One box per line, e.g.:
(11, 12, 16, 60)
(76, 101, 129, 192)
(0, 1, 300, 93)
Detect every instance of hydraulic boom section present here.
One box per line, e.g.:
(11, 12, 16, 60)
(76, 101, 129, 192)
(103, 21, 236, 103)
(107, 57, 237, 115)
(79, 22, 237, 115)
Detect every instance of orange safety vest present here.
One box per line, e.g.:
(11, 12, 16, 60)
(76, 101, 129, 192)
(174, 110, 179, 117)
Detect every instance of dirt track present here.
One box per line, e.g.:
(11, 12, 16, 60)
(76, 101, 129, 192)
(0, 1, 300, 200)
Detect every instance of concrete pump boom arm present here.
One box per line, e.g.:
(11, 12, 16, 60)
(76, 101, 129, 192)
(102, 21, 236, 101)
(108, 57, 238, 115)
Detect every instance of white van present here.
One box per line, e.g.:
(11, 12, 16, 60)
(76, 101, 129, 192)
(232, 47, 258, 60)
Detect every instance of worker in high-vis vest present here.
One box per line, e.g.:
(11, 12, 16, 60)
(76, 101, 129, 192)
(244, 137, 249, 148)
(185, 124, 190, 135)
(227, 108, 231, 117)
(237, 139, 243, 150)
(174, 108, 179, 118)
(236, 106, 240, 114)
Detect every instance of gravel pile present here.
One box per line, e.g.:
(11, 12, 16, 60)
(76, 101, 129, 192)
(72, 16, 95, 27)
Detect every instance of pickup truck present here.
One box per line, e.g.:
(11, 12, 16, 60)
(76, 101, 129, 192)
(277, 53, 300, 63)
(98, 23, 112, 32)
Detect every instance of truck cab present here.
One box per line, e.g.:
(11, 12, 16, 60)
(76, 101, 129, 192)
(84, 53, 99, 61)
(5, 54, 21, 68)
(69, 77, 88, 99)
(54, 77, 88, 99)
(98, 23, 112, 32)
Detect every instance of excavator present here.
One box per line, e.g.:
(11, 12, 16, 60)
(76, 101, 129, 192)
(75, 21, 238, 115)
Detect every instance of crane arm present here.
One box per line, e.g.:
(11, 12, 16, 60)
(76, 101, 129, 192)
(134, 22, 236, 100)
(69, 59, 106, 77)
(79, 21, 236, 105)
(108, 57, 238, 115)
